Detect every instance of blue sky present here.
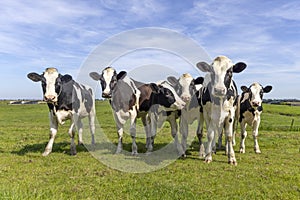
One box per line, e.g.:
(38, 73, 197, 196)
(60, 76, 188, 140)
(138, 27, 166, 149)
(0, 0, 299, 99)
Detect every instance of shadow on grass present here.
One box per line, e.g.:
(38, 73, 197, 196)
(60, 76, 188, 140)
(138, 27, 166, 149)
(11, 142, 89, 156)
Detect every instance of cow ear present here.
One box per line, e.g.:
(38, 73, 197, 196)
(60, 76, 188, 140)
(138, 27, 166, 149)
(117, 71, 127, 80)
(27, 72, 43, 82)
(167, 76, 178, 86)
(263, 85, 272, 93)
(241, 86, 248, 92)
(194, 77, 204, 85)
(89, 72, 102, 81)
(233, 62, 247, 73)
(27, 73, 42, 82)
(61, 74, 73, 83)
(150, 83, 159, 93)
(196, 62, 211, 73)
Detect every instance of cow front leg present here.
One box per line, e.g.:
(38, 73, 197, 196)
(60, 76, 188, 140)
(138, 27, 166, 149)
(43, 112, 58, 156)
(253, 118, 261, 154)
(197, 114, 205, 158)
(169, 115, 183, 157)
(225, 121, 237, 165)
(205, 126, 214, 163)
(239, 122, 247, 154)
(179, 116, 188, 157)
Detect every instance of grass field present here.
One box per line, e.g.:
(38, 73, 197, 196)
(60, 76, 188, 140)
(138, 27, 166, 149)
(0, 100, 299, 199)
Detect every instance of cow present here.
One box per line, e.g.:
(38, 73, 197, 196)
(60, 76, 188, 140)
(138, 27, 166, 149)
(238, 83, 272, 154)
(27, 68, 95, 156)
(167, 73, 204, 157)
(89, 67, 185, 155)
(196, 56, 247, 165)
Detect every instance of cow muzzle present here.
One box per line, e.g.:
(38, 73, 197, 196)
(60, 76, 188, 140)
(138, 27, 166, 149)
(251, 101, 261, 107)
(213, 87, 226, 97)
(44, 95, 57, 103)
(181, 95, 191, 103)
(102, 93, 112, 98)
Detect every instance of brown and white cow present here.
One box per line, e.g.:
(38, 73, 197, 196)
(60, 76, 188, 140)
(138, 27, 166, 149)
(197, 56, 247, 165)
(27, 68, 95, 156)
(238, 82, 272, 154)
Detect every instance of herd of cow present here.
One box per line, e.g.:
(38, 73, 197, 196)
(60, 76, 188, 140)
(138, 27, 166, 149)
(27, 55, 272, 165)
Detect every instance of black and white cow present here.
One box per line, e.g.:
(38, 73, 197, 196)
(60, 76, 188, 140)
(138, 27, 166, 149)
(197, 56, 247, 165)
(238, 82, 272, 154)
(167, 73, 204, 157)
(89, 67, 184, 155)
(27, 68, 95, 156)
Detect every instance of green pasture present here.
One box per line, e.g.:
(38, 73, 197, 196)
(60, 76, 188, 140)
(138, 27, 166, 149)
(0, 100, 299, 199)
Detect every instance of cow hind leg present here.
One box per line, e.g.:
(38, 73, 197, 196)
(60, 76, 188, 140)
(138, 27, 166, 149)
(89, 114, 96, 148)
(129, 110, 138, 156)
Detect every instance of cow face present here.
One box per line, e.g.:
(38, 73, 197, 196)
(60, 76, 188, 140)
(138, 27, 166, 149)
(150, 83, 176, 108)
(27, 68, 66, 103)
(167, 74, 204, 103)
(197, 56, 247, 98)
(89, 67, 127, 98)
(241, 83, 272, 108)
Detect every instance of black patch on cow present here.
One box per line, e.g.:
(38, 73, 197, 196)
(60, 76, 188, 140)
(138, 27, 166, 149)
(111, 80, 137, 112)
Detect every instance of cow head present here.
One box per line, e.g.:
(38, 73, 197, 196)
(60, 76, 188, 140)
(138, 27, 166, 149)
(241, 83, 272, 108)
(27, 68, 72, 103)
(149, 83, 176, 108)
(196, 56, 247, 98)
(167, 73, 204, 103)
(89, 67, 127, 98)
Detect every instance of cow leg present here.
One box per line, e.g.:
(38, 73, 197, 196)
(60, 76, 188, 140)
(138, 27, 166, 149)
(129, 109, 138, 156)
(43, 111, 58, 156)
(88, 113, 95, 147)
(67, 122, 77, 155)
(168, 114, 182, 156)
(141, 115, 153, 152)
(179, 114, 188, 157)
(196, 113, 205, 158)
(225, 119, 237, 165)
(77, 119, 84, 146)
(205, 125, 214, 163)
(239, 121, 247, 153)
(217, 129, 223, 150)
(253, 116, 261, 154)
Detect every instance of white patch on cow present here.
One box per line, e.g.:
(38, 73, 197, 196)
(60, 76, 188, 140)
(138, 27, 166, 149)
(249, 83, 263, 107)
(179, 73, 194, 102)
(159, 81, 185, 110)
(211, 56, 233, 97)
(44, 68, 59, 101)
(55, 109, 72, 125)
(102, 67, 115, 95)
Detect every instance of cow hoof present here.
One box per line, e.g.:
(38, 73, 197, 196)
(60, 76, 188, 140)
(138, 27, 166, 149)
(255, 149, 261, 154)
(239, 149, 245, 154)
(181, 154, 187, 159)
(204, 159, 212, 164)
(42, 151, 50, 156)
(132, 151, 138, 156)
(228, 160, 237, 166)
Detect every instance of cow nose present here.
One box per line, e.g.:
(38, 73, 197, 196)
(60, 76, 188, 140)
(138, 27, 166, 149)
(213, 87, 226, 96)
(102, 93, 111, 98)
(181, 95, 191, 103)
(45, 95, 56, 102)
(252, 101, 260, 107)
